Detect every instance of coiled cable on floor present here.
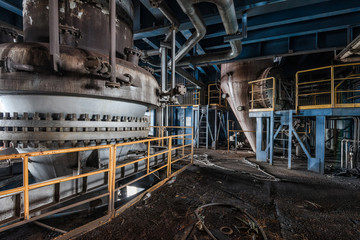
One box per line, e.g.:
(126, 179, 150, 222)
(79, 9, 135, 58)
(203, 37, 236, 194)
(194, 202, 268, 240)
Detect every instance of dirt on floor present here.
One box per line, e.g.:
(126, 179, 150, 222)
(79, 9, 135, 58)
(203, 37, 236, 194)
(1, 149, 360, 240)
(76, 149, 360, 240)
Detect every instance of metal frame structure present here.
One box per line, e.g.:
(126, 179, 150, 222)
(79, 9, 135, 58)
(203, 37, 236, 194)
(250, 63, 360, 174)
(296, 62, 360, 110)
(0, 127, 193, 236)
(193, 105, 228, 149)
(227, 119, 255, 151)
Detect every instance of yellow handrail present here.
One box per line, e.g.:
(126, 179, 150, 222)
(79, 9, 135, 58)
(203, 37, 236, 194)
(208, 82, 225, 106)
(296, 62, 360, 110)
(248, 77, 276, 112)
(0, 126, 194, 233)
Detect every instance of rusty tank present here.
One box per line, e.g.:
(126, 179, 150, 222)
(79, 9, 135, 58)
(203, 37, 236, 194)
(221, 60, 273, 152)
(0, 0, 160, 224)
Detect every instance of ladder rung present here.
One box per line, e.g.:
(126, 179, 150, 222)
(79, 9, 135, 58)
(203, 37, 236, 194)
(274, 147, 288, 150)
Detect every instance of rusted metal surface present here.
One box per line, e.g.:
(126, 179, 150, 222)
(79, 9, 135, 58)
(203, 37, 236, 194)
(221, 60, 273, 152)
(23, 0, 133, 58)
(0, 0, 160, 219)
(0, 42, 160, 105)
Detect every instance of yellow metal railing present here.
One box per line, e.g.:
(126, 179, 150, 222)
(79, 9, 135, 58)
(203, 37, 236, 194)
(0, 127, 193, 233)
(296, 62, 360, 110)
(193, 89, 201, 105)
(208, 83, 226, 106)
(248, 77, 276, 112)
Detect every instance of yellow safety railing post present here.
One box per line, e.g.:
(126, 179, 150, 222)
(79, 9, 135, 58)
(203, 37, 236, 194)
(167, 137, 172, 177)
(219, 87, 221, 106)
(147, 140, 150, 174)
(251, 83, 254, 110)
(23, 156, 30, 220)
(161, 127, 164, 147)
(295, 72, 299, 112)
(108, 145, 116, 214)
(208, 84, 210, 105)
(272, 77, 276, 111)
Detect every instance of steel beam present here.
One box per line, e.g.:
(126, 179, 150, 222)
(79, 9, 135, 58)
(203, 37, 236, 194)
(0, 0, 22, 16)
(134, 0, 336, 40)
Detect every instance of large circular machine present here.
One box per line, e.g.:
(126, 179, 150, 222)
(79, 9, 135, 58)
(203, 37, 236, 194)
(252, 66, 290, 110)
(0, 0, 160, 181)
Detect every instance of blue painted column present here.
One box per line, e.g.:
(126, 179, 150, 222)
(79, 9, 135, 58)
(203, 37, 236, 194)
(288, 111, 293, 169)
(269, 112, 274, 165)
(256, 117, 266, 162)
(308, 116, 326, 173)
(316, 116, 326, 174)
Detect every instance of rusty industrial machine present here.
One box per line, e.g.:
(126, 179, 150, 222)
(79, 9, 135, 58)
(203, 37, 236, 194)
(0, 0, 165, 224)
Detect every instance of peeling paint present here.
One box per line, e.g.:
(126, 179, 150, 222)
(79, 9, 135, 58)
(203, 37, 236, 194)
(60, 7, 65, 13)
(29, 16, 33, 25)
(69, 0, 77, 10)
(101, 9, 109, 15)
(78, 11, 83, 19)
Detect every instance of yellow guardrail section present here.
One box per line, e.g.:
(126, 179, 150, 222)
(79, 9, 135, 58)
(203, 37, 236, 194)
(193, 89, 200, 105)
(248, 77, 276, 112)
(296, 62, 360, 110)
(0, 126, 193, 233)
(208, 83, 226, 107)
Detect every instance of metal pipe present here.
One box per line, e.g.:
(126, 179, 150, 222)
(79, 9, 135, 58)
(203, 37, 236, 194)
(173, 0, 206, 64)
(161, 47, 168, 92)
(49, 0, 60, 72)
(142, 49, 161, 58)
(109, 0, 116, 83)
(33, 221, 67, 234)
(173, 0, 242, 66)
(341, 139, 344, 168)
(153, 0, 180, 29)
(160, 46, 168, 127)
(171, 29, 176, 89)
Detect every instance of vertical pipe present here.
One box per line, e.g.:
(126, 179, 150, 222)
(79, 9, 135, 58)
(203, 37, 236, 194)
(288, 111, 293, 169)
(214, 108, 218, 149)
(165, 106, 169, 128)
(341, 139, 344, 168)
(49, 0, 60, 72)
(161, 47, 168, 127)
(331, 66, 335, 108)
(242, 11, 247, 39)
(227, 119, 229, 151)
(171, 29, 176, 89)
(191, 127, 194, 164)
(110, 0, 116, 83)
(296, 73, 299, 112)
(345, 139, 348, 168)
